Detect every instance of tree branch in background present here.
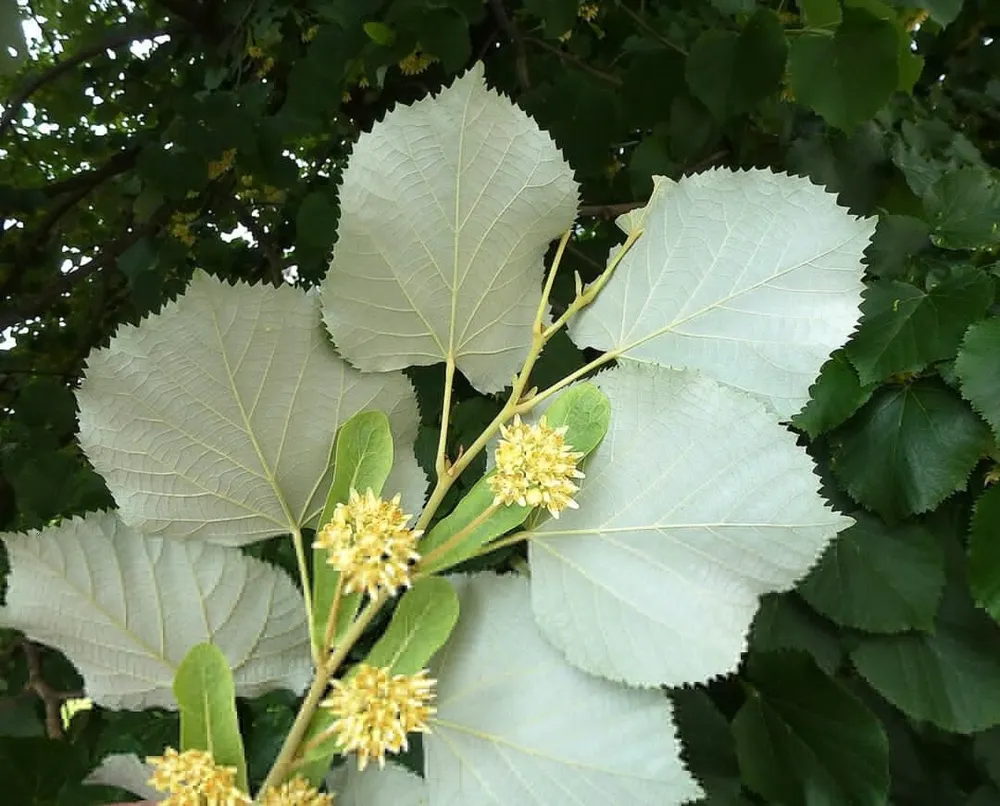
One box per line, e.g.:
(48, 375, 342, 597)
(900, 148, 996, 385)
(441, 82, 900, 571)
(0, 204, 173, 331)
(488, 0, 530, 89)
(525, 38, 622, 87)
(0, 24, 176, 140)
(21, 640, 84, 740)
(234, 201, 286, 285)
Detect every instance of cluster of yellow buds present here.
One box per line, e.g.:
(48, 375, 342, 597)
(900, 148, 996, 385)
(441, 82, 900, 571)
(147, 748, 248, 805)
(489, 415, 584, 518)
(237, 175, 286, 204)
(578, 2, 599, 21)
(259, 776, 334, 805)
(398, 47, 437, 76)
(313, 489, 422, 598)
(322, 664, 436, 771)
(208, 148, 237, 180)
(302, 24, 320, 42)
(168, 212, 197, 247)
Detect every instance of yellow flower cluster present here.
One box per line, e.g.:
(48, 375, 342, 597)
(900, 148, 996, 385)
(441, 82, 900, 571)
(322, 664, 436, 771)
(302, 25, 319, 42)
(237, 175, 286, 204)
(488, 415, 584, 517)
(259, 776, 333, 805)
(168, 212, 197, 247)
(578, 2, 599, 21)
(208, 148, 237, 180)
(147, 748, 248, 805)
(398, 48, 437, 76)
(313, 489, 422, 598)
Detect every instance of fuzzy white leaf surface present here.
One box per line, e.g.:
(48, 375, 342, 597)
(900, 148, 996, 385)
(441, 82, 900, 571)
(77, 271, 426, 546)
(424, 574, 702, 806)
(321, 63, 579, 392)
(530, 364, 853, 687)
(0, 511, 312, 709)
(327, 763, 429, 806)
(84, 754, 162, 801)
(570, 169, 873, 416)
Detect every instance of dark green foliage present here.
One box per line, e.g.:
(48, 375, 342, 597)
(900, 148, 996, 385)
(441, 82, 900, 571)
(2, 0, 1000, 802)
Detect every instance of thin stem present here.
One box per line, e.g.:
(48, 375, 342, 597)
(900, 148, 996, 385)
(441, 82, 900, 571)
(516, 348, 621, 413)
(418, 502, 502, 572)
(290, 526, 319, 665)
(321, 574, 344, 654)
(471, 529, 532, 558)
(258, 591, 390, 793)
(534, 229, 573, 334)
(619, 5, 687, 55)
(435, 357, 457, 479)
(256, 661, 332, 795)
(542, 228, 643, 339)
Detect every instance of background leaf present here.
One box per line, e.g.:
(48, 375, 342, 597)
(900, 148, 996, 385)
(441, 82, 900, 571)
(956, 318, 1000, 437)
(830, 380, 990, 521)
(969, 485, 1000, 622)
(0, 512, 311, 709)
(799, 513, 945, 632)
(733, 651, 889, 806)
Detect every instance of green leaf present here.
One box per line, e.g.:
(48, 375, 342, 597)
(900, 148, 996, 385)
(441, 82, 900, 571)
(0, 0, 26, 75)
(569, 169, 873, 417)
(793, 350, 877, 438)
(77, 271, 426, 545)
(845, 0, 923, 92)
(363, 21, 395, 45)
(831, 380, 990, 521)
(750, 594, 843, 673)
(425, 574, 703, 803)
(851, 587, 1000, 733)
(733, 652, 889, 806)
(522, 0, 578, 37)
(799, 513, 945, 632)
(788, 8, 899, 133)
(685, 10, 787, 121)
(417, 8, 472, 73)
(707, 0, 755, 13)
(956, 318, 1000, 436)
(925, 168, 1000, 250)
(418, 382, 610, 574)
(970, 485, 1000, 621)
(799, 0, 841, 27)
(296, 191, 339, 253)
(672, 689, 747, 805)
(312, 411, 394, 651)
(0, 512, 311, 709)
(846, 268, 994, 384)
(173, 643, 248, 792)
(531, 364, 852, 686)
(321, 64, 578, 393)
(364, 577, 460, 674)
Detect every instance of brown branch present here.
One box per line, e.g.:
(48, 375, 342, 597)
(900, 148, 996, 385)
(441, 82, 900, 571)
(0, 204, 172, 331)
(488, 0, 530, 89)
(578, 201, 645, 218)
(525, 38, 621, 87)
(21, 641, 84, 740)
(0, 24, 175, 141)
(234, 202, 285, 285)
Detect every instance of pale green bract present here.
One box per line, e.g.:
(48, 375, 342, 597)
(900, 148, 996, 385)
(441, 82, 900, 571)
(320, 63, 579, 393)
(0, 511, 312, 709)
(529, 363, 852, 687)
(570, 169, 874, 417)
(77, 270, 426, 545)
(423, 574, 703, 805)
